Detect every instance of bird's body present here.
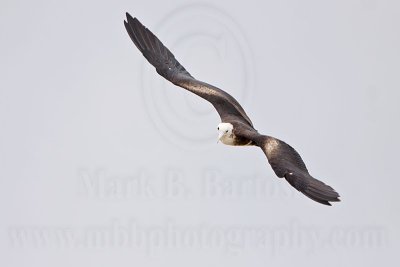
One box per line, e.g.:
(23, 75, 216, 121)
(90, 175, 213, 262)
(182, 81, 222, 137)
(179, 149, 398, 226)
(219, 131, 253, 146)
(218, 122, 254, 146)
(124, 13, 341, 205)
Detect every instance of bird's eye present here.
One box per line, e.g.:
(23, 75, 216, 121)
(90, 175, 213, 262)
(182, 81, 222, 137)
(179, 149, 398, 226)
(226, 130, 228, 133)
(217, 127, 219, 130)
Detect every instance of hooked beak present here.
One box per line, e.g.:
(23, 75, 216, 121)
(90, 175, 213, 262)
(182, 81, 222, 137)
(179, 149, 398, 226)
(217, 131, 224, 143)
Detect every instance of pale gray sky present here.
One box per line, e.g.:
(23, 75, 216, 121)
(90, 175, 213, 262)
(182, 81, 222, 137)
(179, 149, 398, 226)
(0, 1, 399, 266)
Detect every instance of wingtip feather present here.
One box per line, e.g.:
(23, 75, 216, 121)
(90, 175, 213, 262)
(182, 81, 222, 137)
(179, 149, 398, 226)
(285, 172, 341, 206)
(126, 12, 133, 20)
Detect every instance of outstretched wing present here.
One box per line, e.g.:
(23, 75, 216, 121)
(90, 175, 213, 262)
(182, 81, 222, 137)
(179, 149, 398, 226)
(124, 13, 253, 127)
(235, 126, 340, 205)
(261, 136, 340, 205)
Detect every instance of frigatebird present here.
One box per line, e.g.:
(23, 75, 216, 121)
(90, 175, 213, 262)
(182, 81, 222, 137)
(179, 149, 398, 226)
(124, 13, 340, 205)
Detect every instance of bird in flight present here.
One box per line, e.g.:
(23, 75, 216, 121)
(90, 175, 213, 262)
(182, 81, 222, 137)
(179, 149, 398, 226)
(124, 13, 340, 205)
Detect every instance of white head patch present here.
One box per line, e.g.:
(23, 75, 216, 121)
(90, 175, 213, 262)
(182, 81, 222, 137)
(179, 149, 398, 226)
(217, 123, 233, 140)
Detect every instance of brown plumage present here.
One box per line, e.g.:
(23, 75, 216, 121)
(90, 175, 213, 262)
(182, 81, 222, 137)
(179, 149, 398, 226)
(124, 13, 340, 205)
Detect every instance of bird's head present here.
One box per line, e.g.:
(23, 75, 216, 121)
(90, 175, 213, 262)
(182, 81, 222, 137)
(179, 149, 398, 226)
(217, 122, 233, 142)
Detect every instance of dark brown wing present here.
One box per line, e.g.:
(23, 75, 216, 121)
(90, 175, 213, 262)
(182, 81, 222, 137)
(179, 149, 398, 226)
(235, 126, 340, 206)
(124, 13, 253, 127)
